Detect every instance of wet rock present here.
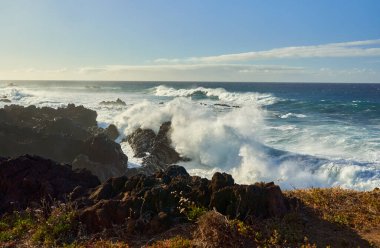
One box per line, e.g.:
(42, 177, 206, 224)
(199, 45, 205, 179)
(104, 124, 119, 140)
(126, 122, 183, 174)
(0, 98, 11, 103)
(0, 155, 100, 214)
(127, 128, 156, 157)
(99, 98, 126, 106)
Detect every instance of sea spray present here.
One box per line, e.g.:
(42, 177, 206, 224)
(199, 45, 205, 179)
(2, 81, 379, 190)
(115, 97, 380, 190)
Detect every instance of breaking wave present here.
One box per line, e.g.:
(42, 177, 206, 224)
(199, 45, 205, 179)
(280, 113, 307, 119)
(114, 98, 380, 190)
(154, 85, 279, 106)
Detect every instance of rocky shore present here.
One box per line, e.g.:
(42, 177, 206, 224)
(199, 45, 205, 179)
(0, 104, 378, 247)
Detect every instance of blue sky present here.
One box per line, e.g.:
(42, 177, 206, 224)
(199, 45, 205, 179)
(0, 0, 379, 82)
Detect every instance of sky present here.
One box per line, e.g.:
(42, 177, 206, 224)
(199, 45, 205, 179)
(0, 0, 380, 82)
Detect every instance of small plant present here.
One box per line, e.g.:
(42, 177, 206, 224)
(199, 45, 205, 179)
(185, 204, 207, 222)
(32, 203, 78, 246)
(148, 236, 193, 248)
(0, 211, 35, 242)
(174, 191, 207, 221)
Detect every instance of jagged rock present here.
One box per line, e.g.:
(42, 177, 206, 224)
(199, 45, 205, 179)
(127, 128, 156, 157)
(80, 200, 129, 232)
(0, 104, 97, 128)
(89, 176, 128, 201)
(0, 155, 100, 214)
(0, 98, 11, 103)
(126, 121, 183, 174)
(209, 182, 288, 219)
(104, 124, 119, 140)
(211, 172, 234, 192)
(0, 104, 128, 182)
(79, 165, 289, 234)
(99, 98, 126, 106)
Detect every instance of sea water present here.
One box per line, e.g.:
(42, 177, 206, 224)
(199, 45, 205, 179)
(1, 81, 379, 190)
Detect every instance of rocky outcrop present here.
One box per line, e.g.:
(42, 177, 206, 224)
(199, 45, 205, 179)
(0, 104, 97, 128)
(125, 122, 185, 174)
(72, 134, 127, 182)
(99, 98, 126, 106)
(104, 124, 120, 140)
(0, 104, 127, 182)
(0, 98, 11, 103)
(0, 155, 100, 214)
(0, 153, 290, 235)
(77, 165, 289, 233)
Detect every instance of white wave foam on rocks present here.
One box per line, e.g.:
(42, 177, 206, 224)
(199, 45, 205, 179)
(114, 98, 380, 190)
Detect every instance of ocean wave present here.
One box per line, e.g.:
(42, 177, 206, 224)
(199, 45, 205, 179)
(113, 98, 379, 190)
(280, 113, 307, 119)
(153, 85, 278, 106)
(1, 88, 32, 101)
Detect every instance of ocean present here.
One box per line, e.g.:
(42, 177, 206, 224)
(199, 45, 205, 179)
(1, 81, 379, 190)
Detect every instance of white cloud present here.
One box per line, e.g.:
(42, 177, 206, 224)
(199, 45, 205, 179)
(78, 64, 305, 74)
(155, 39, 380, 64)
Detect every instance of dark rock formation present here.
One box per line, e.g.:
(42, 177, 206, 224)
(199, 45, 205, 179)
(104, 124, 120, 140)
(0, 104, 127, 182)
(99, 98, 126, 106)
(77, 165, 289, 233)
(0, 154, 289, 235)
(125, 122, 184, 174)
(0, 98, 11, 103)
(0, 155, 100, 214)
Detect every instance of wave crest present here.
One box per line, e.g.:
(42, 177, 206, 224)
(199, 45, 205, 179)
(154, 85, 278, 106)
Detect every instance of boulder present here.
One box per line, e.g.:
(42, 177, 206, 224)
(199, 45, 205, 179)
(126, 121, 184, 174)
(209, 182, 288, 219)
(0, 155, 100, 214)
(104, 124, 120, 140)
(211, 172, 234, 192)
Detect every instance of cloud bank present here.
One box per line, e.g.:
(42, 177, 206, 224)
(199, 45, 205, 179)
(1, 39, 379, 82)
(155, 39, 380, 63)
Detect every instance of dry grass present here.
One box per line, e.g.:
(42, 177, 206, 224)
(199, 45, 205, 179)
(286, 187, 380, 247)
(1, 187, 379, 247)
(286, 187, 380, 231)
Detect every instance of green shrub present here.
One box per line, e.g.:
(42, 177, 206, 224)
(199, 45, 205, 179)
(186, 205, 207, 221)
(32, 204, 78, 246)
(0, 212, 35, 242)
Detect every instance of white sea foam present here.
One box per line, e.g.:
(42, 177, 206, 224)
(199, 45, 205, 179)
(114, 98, 380, 190)
(120, 142, 143, 168)
(154, 85, 279, 106)
(279, 113, 307, 119)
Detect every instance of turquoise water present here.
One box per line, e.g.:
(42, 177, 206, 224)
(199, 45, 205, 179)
(1, 81, 379, 190)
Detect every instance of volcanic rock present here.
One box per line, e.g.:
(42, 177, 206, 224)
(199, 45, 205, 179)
(126, 121, 184, 174)
(0, 104, 128, 182)
(104, 124, 120, 140)
(79, 165, 289, 233)
(0, 98, 11, 103)
(0, 155, 100, 214)
(99, 98, 126, 106)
